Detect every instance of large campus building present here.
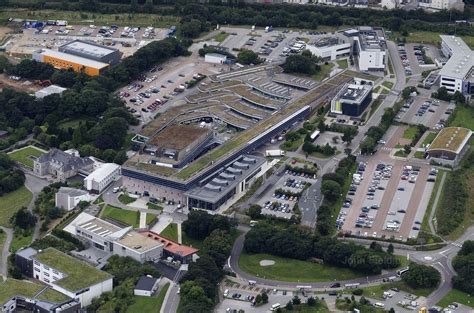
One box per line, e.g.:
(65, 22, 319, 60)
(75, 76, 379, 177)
(306, 37, 351, 61)
(439, 35, 474, 95)
(59, 40, 120, 66)
(427, 127, 472, 166)
(120, 66, 356, 212)
(418, 0, 464, 10)
(352, 27, 387, 71)
(331, 79, 373, 116)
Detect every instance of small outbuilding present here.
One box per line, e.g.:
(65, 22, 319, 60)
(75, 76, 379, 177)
(204, 53, 227, 64)
(133, 276, 161, 297)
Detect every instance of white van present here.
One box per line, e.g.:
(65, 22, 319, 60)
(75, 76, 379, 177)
(271, 303, 281, 311)
(374, 302, 385, 308)
(223, 289, 229, 297)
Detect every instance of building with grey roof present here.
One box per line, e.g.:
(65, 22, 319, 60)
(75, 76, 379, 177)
(34, 148, 94, 182)
(439, 35, 474, 95)
(331, 79, 373, 116)
(353, 27, 386, 71)
(59, 40, 121, 66)
(134, 276, 160, 297)
(35, 85, 67, 99)
(185, 155, 266, 211)
(55, 187, 92, 211)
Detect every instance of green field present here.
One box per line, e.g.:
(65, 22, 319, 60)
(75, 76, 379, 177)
(238, 252, 363, 282)
(8, 146, 46, 168)
(336, 59, 348, 69)
(0, 186, 33, 227)
(421, 132, 437, 147)
(100, 205, 139, 227)
(57, 117, 95, 131)
(147, 202, 163, 211)
(37, 288, 70, 303)
(313, 63, 335, 81)
(402, 126, 419, 140)
(127, 283, 170, 313)
(414, 151, 425, 159)
(160, 223, 178, 241)
(0, 279, 43, 304)
(146, 213, 156, 225)
(395, 31, 474, 49)
(283, 302, 330, 312)
(394, 149, 409, 158)
(448, 105, 474, 130)
(10, 232, 33, 253)
(213, 32, 229, 43)
(0, 9, 179, 28)
(118, 194, 136, 205)
(437, 288, 474, 308)
(382, 81, 394, 90)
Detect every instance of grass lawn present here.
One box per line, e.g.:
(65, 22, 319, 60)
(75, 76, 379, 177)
(0, 9, 179, 28)
(0, 186, 33, 227)
(336, 59, 348, 69)
(360, 280, 435, 299)
(402, 126, 419, 140)
(182, 232, 205, 251)
(313, 63, 334, 81)
(57, 117, 94, 131)
(147, 202, 163, 211)
(283, 302, 330, 312)
(448, 105, 474, 129)
(394, 149, 409, 158)
(382, 81, 394, 90)
(238, 252, 364, 282)
(368, 99, 383, 120)
(10, 232, 33, 253)
(421, 132, 437, 147)
(146, 213, 157, 225)
(280, 137, 304, 152)
(93, 195, 104, 204)
(100, 205, 139, 228)
(0, 232, 6, 256)
(0, 279, 44, 304)
(373, 86, 382, 93)
(8, 146, 46, 168)
(160, 223, 178, 241)
(414, 151, 426, 159)
(118, 194, 136, 205)
(127, 283, 170, 313)
(437, 289, 474, 308)
(213, 32, 229, 42)
(37, 288, 70, 303)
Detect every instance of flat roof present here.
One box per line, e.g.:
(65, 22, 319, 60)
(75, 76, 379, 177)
(358, 27, 385, 52)
(61, 40, 117, 58)
(439, 35, 474, 80)
(35, 85, 67, 99)
(140, 231, 199, 257)
(39, 49, 109, 70)
(148, 124, 211, 150)
(33, 248, 112, 292)
(428, 127, 472, 154)
(185, 155, 265, 203)
(115, 231, 164, 253)
(84, 163, 120, 182)
(0, 279, 43, 304)
(338, 83, 372, 103)
(78, 217, 124, 238)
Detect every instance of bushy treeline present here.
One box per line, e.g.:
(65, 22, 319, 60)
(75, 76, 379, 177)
(452, 240, 474, 295)
(0, 153, 25, 196)
(0, 38, 187, 161)
(317, 155, 356, 235)
(244, 223, 400, 275)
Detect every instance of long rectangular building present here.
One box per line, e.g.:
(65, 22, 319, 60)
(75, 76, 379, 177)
(353, 27, 386, 71)
(32, 49, 109, 76)
(439, 35, 474, 95)
(59, 40, 121, 66)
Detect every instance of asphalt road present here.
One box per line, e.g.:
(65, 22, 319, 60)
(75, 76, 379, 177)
(0, 227, 13, 277)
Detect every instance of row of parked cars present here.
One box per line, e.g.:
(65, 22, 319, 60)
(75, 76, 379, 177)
(398, 44, 412, 76)
(284, 178, 306, 190)
(263, 201, 293, 214)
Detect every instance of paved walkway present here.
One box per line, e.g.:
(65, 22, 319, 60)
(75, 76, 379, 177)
(428, 171, 447, 234)
(0, 226, 13, 278)
(177, 223, 182, 244)
(139, 212, 146, 229)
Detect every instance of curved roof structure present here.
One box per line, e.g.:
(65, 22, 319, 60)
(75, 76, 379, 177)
(427, 127, 472, 154)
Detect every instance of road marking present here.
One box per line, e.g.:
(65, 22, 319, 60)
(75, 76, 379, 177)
(436, 262, 445, 269)
(439, 248, 451, 255)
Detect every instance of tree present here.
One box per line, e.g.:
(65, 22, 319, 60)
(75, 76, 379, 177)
(307, 296, 316, 306)
(387, 243, 394, 254)
(286, 300, 294, 310)
(203, 229, 233, 267)
(255, 294, 262, 304)
(389, 308, 396, 313)
(402, 263, 441, 289)
(321, 180, 341, 202)
(292, 295, 301, 305)
(403, 144, 411, 155)
(10, 208, 36, 230)
(246, 204, 262, 219)
(237, 49, 260, 65)
(261, 292, 268, 303)
(283, 54, 319, 75)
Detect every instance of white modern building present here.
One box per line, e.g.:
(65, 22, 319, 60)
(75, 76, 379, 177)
(353, 27, 386, 71)
(112, 231, 164, 263)
(284, 0, 310, 3)
(55, 187, 92, 211)
(317, 0, 349, 5)
(84, 163, 121, 193)
(15, 247, 113, 307)
(439, 35, 474, 95)
(204, 53, 227, 64)
(381, 0, 399, 9)
(418, 0, 464, 11)
(306, 37, 351, 61)
(35, 85, 67, 99)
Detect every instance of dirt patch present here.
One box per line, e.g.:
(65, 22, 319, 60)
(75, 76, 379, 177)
(0, 27, 13, 40)
(0, 73, 41, 93)
(259, 260, 275, 266)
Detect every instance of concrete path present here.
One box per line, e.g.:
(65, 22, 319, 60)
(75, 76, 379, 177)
(177, 223, 182, 244)
(0, 227, 13, 278)
(428, 171, 447, 234)
(159, 278, 174, 313)
(139, 212, 146, 229)
(149, 216, 173, 234)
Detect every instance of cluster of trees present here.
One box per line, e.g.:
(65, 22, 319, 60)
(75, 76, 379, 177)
(0, 38, 187, 161)
(0, 153, 25, 196)
(318, 122, 359, 145)
(181, 210, 236, 311)
(317, 155, 356, 235)
(302, 141, 337, 157)
(432, 87, 465, 104)
(402, 262, 441, 289)
(236, 49, 261, 65)
(88, 255, 161, 312)
(244, 223, 399, 274)
(401, 86, 418, 100)
(198, 44, 235, 59)
(284, 295, 321, 311)
(436, 151, 473, 235)
(452, 240, 474, 295)
(283, 51, 321, 76)
(360, 102, 402, 155)
(285, 163, 317, 176)
(408, 124, 428, 147)
(34, 183, 68, 231)
(10, 208, 36, 236)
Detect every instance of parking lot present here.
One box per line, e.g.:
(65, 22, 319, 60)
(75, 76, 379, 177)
(340, 155, 436, 240)
(6, 25, 167, 57)
(398, 95, 454, 129)
(398, 43, 438, 76)
(257, 160, 317, 220)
